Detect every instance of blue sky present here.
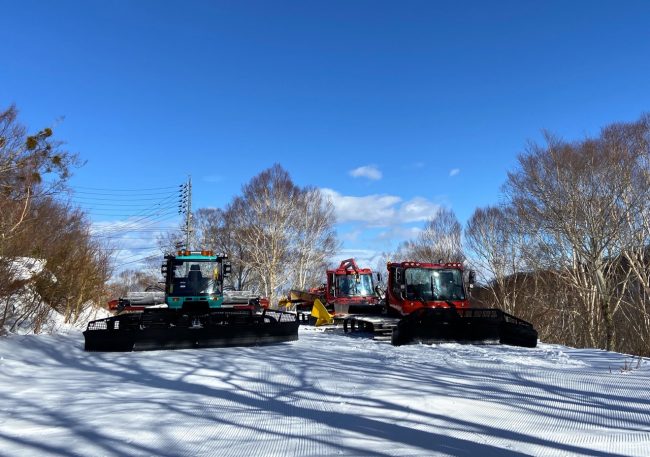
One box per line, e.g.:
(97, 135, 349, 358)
(2, 0, 650, 268)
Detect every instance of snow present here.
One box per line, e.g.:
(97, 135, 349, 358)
(3, 288, 110, 336)
(1, 256, 111, 336)
(0, 327, 649, 456)
(6, 257, 47, 281)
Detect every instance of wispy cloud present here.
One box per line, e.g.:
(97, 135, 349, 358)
(333, 248, 387, 271)
(321, 188, 443, 266)
(321, 188, 440, 227)
(349, 165, 382, 180)
(340, 229, 363, 242)
(91, 218, 176, 272)
(449, 168, 460, 177)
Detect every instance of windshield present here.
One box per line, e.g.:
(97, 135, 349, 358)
(335, 274, 374, 297)
(404, 268, 465, 301)
(171, 260, 221, 296)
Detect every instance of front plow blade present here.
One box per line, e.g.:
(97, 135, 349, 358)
(391, 308, 537, 348)
(84, 310, 299, 352)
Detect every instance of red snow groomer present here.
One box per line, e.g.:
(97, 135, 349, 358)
(288, 258, 537, 348)
(380, 261, 537, 347)
(284, 258, 385, 323)
(314, 259, 538, 348)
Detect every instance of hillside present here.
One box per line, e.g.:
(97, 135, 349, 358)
(0, 327, 648, 456)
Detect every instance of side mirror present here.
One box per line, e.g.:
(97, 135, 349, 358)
(395, 269, 403, 284)
(376, 272, 382, 282)
(223, 261, 232, 278)
(468, 270, 476, 285)
(161, 264, 168, 276)
(374, 284, 385, 301)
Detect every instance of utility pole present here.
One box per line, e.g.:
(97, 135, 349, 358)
(178, 176, 193, 250)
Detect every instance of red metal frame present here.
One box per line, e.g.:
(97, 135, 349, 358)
(326, 258, 373, 276)
(323, 259, 379, 306)
(385, 261, 469, 315)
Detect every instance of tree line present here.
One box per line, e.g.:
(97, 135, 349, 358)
(3, 102, 649, 358)
(0, 105, 110, 333)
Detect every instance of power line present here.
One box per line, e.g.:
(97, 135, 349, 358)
(70, 181, 187, 271)
(72, 189, 180, 197)
(88, 200, 180, 233)
(98, 246, 163, 251)
(70, 194, 179, 203)
(114, 254, 161, 268)
(69, 193, 178, 207)
(73, 185, 180, 191)
(92, 232, 178, 241)
(92, 214, 180, 237)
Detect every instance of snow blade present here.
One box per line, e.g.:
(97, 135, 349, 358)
(311, 298, 334, 326)
(391, 308, 538, 348)
(83, 309, 299, 352)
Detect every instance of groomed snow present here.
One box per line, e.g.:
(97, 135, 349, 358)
(0, 327, 648, 456)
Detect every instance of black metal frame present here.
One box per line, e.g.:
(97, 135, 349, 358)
(84, 309, 299, 352)
(391, 307, 538, 348)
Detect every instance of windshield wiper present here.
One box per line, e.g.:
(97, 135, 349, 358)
(430, 276, 439, 300)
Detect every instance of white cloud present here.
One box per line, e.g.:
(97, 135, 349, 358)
(398, 197, 440, 222)
(321, 188, 440, 227)
(321, 189, 442, 265)
(349, 165, 382, 180)
(332, 248, 386, 272)
(449, 168, 460, 177)
(321, 188, 399, 226)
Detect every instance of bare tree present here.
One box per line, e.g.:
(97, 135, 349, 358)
(195, 207, 257, 291)
(213, 165, 338, 304)
(504, 123, 646, 351)
(0, 105, 78, 253)
(289, 187, 338, 291)
(0, 106, 105, 333)
(106, 268, 161, 298)
(604, 115, 650, 355)
(401, 208, 464, 263)
(2, 197, 112, 331)
(228, 165, 300, 304)
(465, 205, 527, 315)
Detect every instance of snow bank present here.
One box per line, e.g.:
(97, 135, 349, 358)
(5, 256, 47, 281)
(1, 256, 110, 336)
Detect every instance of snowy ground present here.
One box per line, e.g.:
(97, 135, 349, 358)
(0, 327, 649, 457)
